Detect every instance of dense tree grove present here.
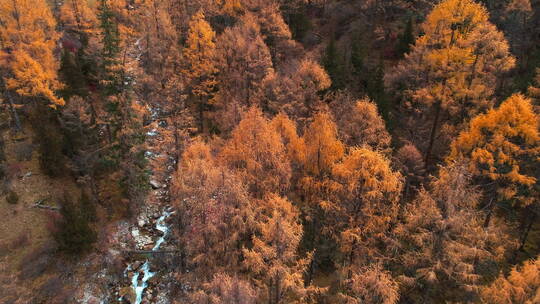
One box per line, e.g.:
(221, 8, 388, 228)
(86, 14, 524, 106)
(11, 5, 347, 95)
(0, 0, 539, 303)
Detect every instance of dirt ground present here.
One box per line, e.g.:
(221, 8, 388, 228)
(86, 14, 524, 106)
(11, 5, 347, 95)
(0, 125, 80, 303)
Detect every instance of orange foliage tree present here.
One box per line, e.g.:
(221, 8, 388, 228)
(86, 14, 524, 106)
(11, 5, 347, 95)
(336, 98, 391, 151)
(330, 147, 402, 276)
(394, 163, 514, 303)
(172, 139, 255, 278)
(449, 94, 539, 212)
(337, 266, 400, 304)
(220, 107, 291, 197)
(387, 0, 515, 168)
(301, 110, 344, 177)
(243, 194, 310, 304)
(188, 273, 258, 304)
(480, 255, 540, 304)
(0, 0, 64, 106)
(214, 13, 274, 125)
(60, 0, 98, 35)
(183, 10, 218, 132)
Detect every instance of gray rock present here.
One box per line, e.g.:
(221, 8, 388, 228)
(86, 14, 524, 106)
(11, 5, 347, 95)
(150, 180, 163, 189)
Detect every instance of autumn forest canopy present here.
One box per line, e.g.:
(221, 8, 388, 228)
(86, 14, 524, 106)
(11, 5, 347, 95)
(0, 0, 539, 303)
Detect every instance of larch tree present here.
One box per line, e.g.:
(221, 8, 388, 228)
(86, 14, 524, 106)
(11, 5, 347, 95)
(449, 94, 539, 249)
(480, 255, 540, 304)
(330, 147, 402, 276)
(138, 0, 180, 91)
(213, 13, 274, 132)
(183, 10, 218, 133)
(0, 0, 64, 107)
(394, 143, 425, 200)
(336, 98, 391, 152)
(270, 113, 306, 170)
(243, 194, 309, 304)
(219, 107, 291, 197)
(386, 0, 515, 169)
(394, 163, 514, 303)
(172, 139, 255, 278)
(60, 0, 98, 35)
(188, 273, 258, 304)
(301, 110, 344, 177)
(337, 266, 400, 304)
(262, 59, 331, 123)
(298, 110, 344, 273)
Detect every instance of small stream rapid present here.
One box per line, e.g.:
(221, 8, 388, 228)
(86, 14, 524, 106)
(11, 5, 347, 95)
(119, 207, 174, 304)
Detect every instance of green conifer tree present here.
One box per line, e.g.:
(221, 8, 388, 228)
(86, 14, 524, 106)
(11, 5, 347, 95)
(323, 36, 344, 90)
(396, 17, 415, 58)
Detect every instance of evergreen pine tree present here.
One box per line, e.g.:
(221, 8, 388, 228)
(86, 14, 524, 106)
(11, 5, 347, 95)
(396, 17, 414, 58)
(97, 0, 122, 97)
(323, 36, 344, 90)
(367, 60, 389, 125)
(54, 192, 97, 255)
(351, 33, 365, 78)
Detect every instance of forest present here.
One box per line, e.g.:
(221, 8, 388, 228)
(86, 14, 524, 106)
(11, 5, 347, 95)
(0, 0, 539, 303)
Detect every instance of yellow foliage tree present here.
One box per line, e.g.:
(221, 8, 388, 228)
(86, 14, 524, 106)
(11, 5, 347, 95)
(449, 94, 540, 207)
(331, 147, 402, 274)
(270, 113, 306, 167)
(387, 0, 515, 168)
(220, 107, 292, 197)
(0, 0, 64, 106)
(302, 110, 344, 176)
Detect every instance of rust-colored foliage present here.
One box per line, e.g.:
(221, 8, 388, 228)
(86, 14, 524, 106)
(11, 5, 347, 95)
(60, 0, 98, 34)
(338, 266, 399, 304)
(173, 139, 255, 278)
(338, 98, 391, 151)
(331, 147, 402, 270)
(481, 255, 540, 304)
(220, 107, 292, 196)
(189, 273, 258, 304)
(394, 163, 514, 303)
(243, 194, 309, 304)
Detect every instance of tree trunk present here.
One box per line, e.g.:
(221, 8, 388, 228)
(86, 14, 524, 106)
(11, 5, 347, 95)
(305, 255, 315, 287)
(483, 199, 494, 228)
(5, 91, 22, 132)
(518, 212, 536, 252)
(424, 100, 441, 170)
(198, 95, 204, 133)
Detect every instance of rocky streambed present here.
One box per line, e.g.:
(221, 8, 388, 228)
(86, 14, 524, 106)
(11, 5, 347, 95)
(93, 102, 178, 304)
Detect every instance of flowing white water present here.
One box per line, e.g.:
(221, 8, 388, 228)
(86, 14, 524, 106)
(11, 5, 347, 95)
(120, 207, 174, 304)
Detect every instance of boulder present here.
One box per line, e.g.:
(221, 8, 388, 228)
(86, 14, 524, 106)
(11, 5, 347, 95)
(150, 180, 163, 189)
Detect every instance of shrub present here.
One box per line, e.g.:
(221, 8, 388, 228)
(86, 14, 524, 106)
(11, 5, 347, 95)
(6, 190, 18, 204)
(51, 193, 96, 255)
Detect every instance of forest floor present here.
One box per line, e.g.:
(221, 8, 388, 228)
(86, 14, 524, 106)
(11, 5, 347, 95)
(0, 122, 113, 303)
(0, 123, 77, 302)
